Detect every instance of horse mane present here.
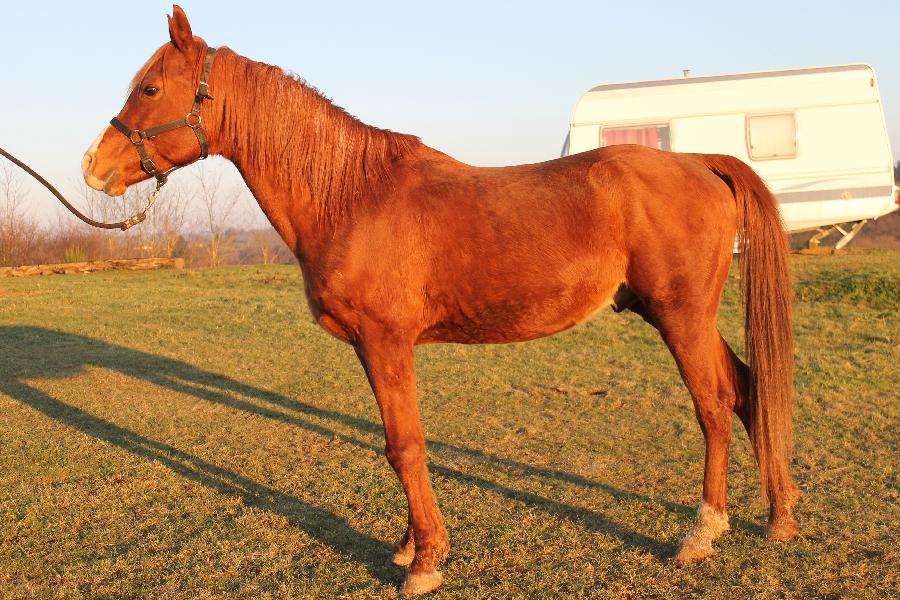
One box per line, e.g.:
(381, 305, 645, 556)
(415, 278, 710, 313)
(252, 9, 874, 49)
(212, 47, 421, 223)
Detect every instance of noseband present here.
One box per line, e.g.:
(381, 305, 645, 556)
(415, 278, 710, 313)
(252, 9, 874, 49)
(110, 46, 217, 189)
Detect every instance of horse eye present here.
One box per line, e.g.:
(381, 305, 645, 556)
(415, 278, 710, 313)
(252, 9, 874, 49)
(143, 86, 159, 97)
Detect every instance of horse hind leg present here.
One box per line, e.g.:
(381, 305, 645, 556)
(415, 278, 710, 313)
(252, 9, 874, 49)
(635, 303, 740, 563)
(644, 301, 800, 557)
(676, 330, 739, 563)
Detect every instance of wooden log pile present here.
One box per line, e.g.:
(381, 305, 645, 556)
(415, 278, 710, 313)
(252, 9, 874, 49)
(0, 257, 185, 277)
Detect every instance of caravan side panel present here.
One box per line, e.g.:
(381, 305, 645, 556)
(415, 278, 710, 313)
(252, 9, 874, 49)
(566, 65, 897, 231)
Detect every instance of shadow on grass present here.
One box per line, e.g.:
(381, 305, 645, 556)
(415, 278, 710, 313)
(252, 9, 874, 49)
(0, 325, 749, 570)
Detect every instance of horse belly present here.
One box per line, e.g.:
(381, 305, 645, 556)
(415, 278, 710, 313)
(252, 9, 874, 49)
(419, 277, 619, 345)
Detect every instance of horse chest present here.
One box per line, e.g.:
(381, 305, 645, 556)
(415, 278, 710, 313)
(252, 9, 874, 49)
(300, 278, 359, 344)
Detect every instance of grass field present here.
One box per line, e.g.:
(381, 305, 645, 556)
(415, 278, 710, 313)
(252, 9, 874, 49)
(1, 251, 897, 599)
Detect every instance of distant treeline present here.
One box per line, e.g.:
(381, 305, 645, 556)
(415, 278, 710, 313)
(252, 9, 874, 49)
(0, 225, 295, 270)
(0, 163, 295, 269)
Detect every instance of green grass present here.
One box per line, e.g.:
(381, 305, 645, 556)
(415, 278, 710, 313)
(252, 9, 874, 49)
(795, 267, 899, 309)
(0, 251, 897, 599)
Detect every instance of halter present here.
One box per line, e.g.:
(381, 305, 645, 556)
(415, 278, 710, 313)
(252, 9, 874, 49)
(110, 46, 217, 189)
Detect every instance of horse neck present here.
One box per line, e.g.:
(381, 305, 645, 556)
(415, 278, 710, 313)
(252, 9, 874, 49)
(205, 48, 416, 261)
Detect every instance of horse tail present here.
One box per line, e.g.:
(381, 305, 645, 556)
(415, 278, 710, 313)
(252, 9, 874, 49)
(701, 154, 794, 503)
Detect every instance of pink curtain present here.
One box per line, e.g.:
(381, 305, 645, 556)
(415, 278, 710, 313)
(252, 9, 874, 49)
(604, 127, 659, 149)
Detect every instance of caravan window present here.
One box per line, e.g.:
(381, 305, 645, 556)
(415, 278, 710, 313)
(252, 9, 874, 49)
(746, 113, 797, 160)
(601, 125, 671, 151)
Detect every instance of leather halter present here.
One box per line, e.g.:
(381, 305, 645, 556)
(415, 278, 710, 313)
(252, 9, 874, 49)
(110, 46, 217, 187)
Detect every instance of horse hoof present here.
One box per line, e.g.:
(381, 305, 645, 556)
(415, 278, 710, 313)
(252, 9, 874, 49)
(674, 538, 715, 564)
(391, 546, 415, 568)
(674, 501, 728, 564)
(766, 517, 800, 542)
(401, 570, 443, 596)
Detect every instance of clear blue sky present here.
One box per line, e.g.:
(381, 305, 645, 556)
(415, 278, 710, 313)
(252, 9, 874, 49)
(3, 1, 899, 219)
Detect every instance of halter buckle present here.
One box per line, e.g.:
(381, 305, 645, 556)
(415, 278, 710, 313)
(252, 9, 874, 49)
(185, 112, 202, 128)
(197, 82, 213, 100)
(140, 157, 158, 174)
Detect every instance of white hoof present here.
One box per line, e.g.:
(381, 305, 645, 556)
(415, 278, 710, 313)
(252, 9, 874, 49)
(675, 501, 729, 564)
(401, 570, 443, 596)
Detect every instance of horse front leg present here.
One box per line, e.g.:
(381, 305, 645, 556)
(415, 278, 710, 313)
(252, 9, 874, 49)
(355, 332, 448, 596)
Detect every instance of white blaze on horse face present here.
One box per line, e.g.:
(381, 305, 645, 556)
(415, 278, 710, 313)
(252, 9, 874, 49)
(82, 129, 112, 191)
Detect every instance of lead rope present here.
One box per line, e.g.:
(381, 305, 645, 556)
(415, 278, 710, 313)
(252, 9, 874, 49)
(0, 145, 159, 231)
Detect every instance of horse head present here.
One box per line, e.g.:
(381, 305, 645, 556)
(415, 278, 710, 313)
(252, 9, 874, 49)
(82, 5, 213, 196)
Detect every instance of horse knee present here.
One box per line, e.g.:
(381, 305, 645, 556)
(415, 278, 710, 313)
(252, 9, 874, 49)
(385, 439, 425, 471)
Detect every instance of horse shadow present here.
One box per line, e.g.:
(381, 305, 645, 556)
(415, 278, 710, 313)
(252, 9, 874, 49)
(0, 325, 752, 581)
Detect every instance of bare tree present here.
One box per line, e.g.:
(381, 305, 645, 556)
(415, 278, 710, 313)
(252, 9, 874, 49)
(121, 183, 158, 258)
(247, 227, 294, 265)
(58, 180, 189, 262)
(195, 163, 241, 266)
(243, 205, 291, 265)
(249, 227, 273, 265)
(73, 181, 123, 260)
(145, 185, 190, 258)
(0, 164, 39, 267)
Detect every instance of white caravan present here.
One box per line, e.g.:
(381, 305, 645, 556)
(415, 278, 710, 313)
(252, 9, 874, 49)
(563, 64, 899, 250)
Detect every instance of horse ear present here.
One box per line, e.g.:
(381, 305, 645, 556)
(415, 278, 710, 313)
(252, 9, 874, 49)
(167, 5, 194, 52)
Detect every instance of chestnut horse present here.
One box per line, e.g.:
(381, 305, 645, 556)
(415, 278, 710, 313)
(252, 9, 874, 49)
(82, 6, 800, 595)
